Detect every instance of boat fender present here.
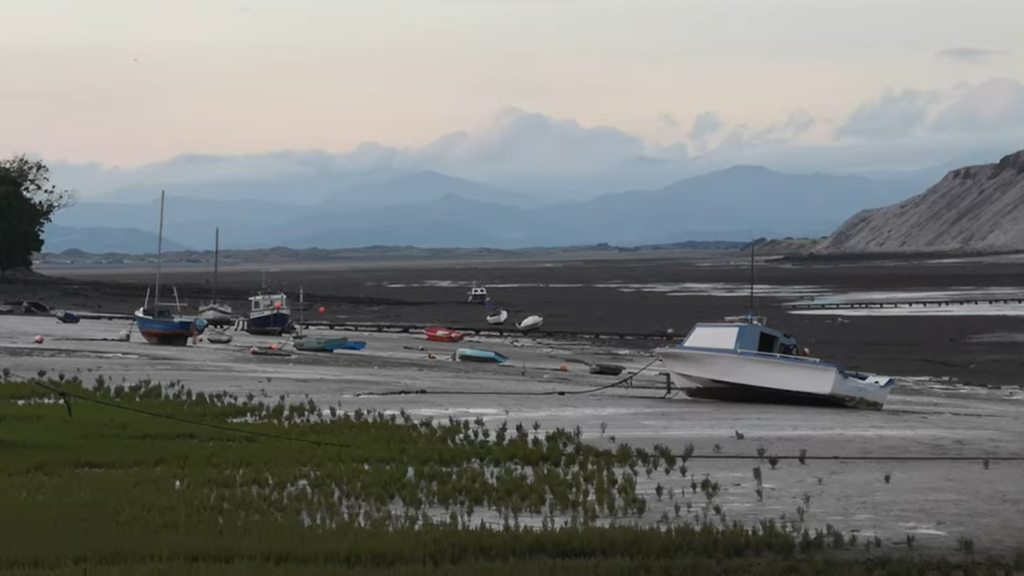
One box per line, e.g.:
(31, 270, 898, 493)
(803, 347, 811, 356)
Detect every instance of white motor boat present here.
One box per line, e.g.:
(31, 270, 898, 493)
(654, 314, 894, 410)
(486, 309, 509, 325)
(516, 314, 544, 333)
(466, 282, 488, 304)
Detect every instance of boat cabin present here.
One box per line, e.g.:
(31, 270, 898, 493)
(678, 318, 804, 357)
(466, 285, 488, 303)
(250, 293, 288, 313)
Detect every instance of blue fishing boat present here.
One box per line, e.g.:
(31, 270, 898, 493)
(133, 191, 208, 346)
(246, 291, 292, 336)
(454, 348, 509, 364)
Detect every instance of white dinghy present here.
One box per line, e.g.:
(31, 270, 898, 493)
(516, 314, 544, 333)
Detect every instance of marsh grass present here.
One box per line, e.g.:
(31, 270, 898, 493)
(0, 376, 1015, 575)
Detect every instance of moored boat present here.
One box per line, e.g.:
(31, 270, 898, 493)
(516, 315, 544, 333)
(333, 341, 367, 351)
(654, 314, 894, 410)
(484, 298, 508, 325)
(466, 282, 488, 304)
(294, 336, 350, 352)
(54, 309, 80, 324)
(198, 227, 233, 326)
(455, 348, 509, 364)
(133, 191, 208, 346)
(424, 327, 465, 343)
(246, 291, 292, 336)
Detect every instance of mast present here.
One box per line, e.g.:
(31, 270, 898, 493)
(748, 240, 755, 316)
(155, 190, 165, 306)
(213, 227, 220, 302)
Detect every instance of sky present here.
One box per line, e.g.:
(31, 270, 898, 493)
(2, 0, 1023, 174)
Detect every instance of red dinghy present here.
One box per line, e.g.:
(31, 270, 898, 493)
(424, 327, 465, 343)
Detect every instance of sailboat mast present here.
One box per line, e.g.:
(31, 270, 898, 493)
(213, 227, 220, 302)
(748, 240, 755, 315)
(155, 190, 165, 306)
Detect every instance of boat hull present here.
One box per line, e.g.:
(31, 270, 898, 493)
(486, 310, 509, 325)
(135, 314, 208, 346)
(246, 311, 292, 336)
(199, 304, 233, 327)
(424, 327, 464, 343)
(455, 348, 508, 364)
(655, 347, 893, 410)
(516, 315, 544, 332)
(294, 337, 349, 352)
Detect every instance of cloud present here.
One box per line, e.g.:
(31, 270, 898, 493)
(687, 112, 724, 152)
(929, 78, 1024, 134)
(835, 89, 938, 140)
(48, 78, 1024, 200)
(936, 47, 1009, 64)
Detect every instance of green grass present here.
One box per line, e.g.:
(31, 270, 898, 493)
(0, 376, 1017, 575)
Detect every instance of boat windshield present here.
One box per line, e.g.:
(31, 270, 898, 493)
(683, 326, 739, 350)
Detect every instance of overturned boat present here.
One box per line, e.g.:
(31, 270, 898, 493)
(654, 314, 894, 410)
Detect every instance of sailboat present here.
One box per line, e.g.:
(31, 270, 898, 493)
(133, 191, 209, 346)
(198, 227, 233, 326)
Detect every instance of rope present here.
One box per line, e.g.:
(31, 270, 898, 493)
(355, 358, 663, 398)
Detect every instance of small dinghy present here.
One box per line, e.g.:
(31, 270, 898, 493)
(424, 327, 465, 343)
(455, 348, 509, 364)
(589, 363, 625, 376)
(484, 298, 508, 325)
(516, 315, 544, 333)
(332, 340, 367, 351)
(486, 309, 509, 325)
(54, 310, 81, 324)
(294, 336, 349, 352)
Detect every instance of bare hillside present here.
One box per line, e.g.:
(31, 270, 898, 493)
(815, 150, 1024, 254)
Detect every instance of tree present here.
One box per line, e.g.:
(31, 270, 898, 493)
(0, 155, 74, 275)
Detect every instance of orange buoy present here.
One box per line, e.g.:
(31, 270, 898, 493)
(34, 335, 44, 344)
(558, 364, 567, 372)
(274, 302, 282, 310)
(319, 306, 325, 313)
(270, 343, 280, 351)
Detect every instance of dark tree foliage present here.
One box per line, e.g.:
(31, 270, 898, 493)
(0, 155, 74, 274)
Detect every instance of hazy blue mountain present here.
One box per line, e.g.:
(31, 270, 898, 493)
(326, 170, 542, 209)
(47, 165, 924, 250)
(43, 225, 192, 254)
(528, 166, 921, 245)
(283, 193, 527, 249)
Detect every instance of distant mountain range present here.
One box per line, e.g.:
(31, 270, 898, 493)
(43, 225, 192, 255)
(47, 165, 923, 252)
(816, 150, 1024, 255)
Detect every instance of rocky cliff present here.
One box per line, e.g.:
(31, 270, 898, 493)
(815, 150, 1024, 254)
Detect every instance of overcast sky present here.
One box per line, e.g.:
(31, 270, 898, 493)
(2, 0, 1023, 170)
